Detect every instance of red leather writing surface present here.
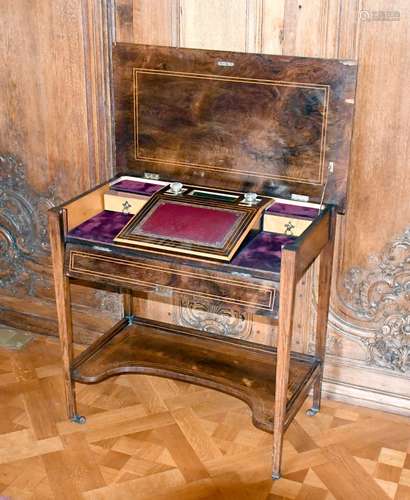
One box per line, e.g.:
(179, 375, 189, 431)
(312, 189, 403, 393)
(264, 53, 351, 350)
(135, 201, 242, 247)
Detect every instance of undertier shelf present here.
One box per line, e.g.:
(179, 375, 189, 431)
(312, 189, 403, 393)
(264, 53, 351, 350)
(72, 318, 320, 433)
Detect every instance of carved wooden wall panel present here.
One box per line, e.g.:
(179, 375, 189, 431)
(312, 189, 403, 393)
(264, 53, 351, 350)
(180, 0, 250, 51)
(115, 0, 179, 45)
(0, 0, 118, 342)
(116, 0, 410, 415)
(322, 0, 410, 414)
(1, 0, 408, 416)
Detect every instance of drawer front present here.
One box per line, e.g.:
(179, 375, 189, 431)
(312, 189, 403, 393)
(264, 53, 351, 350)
(263, 213, 312, 237)
(67, 249, 277, 312)
(103, 191, 147, 214)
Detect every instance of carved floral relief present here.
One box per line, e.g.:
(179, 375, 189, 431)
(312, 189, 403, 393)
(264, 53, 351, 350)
(173, 295, 253, 339)
(335, 228, 410, 373)
(0, 154, 56, 294)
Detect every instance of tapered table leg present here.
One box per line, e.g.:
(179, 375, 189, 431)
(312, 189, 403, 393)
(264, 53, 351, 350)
(48, 209, 78, 421)
(308, 209, 336, 415)
(272, 249, 297, 479)
(122, 289, 133, 319)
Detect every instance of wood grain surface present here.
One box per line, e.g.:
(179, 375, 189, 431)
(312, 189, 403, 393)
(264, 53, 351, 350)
(0, 0, 116, 342)
(1, 335, 410, 499)
(113, 43, 356, 208)
(71, 317, 320, 434)
(65, 243, 279, 315)
(0, 0, 409, 418)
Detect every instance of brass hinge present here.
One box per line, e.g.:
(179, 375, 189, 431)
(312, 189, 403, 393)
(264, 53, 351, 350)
(154, 285, 172, 297)
(319, 162, 335, 209)
(144, 172, 160, 180)
(92, 245, 112, 253)
(231, 271, 251, 278)
(340, 60, 356, 66)
(291, 194, 310, 202)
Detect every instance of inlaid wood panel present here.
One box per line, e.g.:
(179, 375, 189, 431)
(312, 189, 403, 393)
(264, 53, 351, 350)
(113, 43, 356, 206)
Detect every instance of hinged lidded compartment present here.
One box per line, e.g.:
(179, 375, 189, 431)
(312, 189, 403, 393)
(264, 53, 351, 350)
(113, 43, 357, 211)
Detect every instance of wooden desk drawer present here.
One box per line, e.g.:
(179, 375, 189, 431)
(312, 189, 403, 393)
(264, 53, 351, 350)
(103, 190, 148, 214)
(66, 248, 277, 313)
(263, 213, 313, 237)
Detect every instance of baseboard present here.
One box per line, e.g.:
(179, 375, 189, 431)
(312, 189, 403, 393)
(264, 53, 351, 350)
(322, 379, 410, 417)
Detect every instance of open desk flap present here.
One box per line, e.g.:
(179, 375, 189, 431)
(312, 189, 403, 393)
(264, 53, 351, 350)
(114, 189, 271, 261)
(113, 43, 357, 212)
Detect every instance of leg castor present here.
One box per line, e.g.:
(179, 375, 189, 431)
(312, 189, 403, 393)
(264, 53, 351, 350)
(272, 471, 281, 480)
(306, 408, 319, 417)
(71, 415, 86, 424)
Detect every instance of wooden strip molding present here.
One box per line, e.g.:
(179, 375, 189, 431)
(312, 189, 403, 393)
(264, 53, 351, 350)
(132, 67, 330, 185)
(67, 250, 277, 311)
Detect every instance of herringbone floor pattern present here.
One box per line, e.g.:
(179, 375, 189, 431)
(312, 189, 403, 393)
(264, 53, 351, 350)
(0, 335, 409, 499)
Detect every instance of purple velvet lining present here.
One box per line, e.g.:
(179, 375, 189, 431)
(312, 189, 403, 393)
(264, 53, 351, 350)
(267, 202, 319, 219)
(68, 211, 293, 272)
(68, 210, 133, 243)
(232, 232, 295, 272)
(111, 179, 165, 196)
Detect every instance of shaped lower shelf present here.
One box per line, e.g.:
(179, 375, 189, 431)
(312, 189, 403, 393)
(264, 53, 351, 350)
(72, 317, 320, 433)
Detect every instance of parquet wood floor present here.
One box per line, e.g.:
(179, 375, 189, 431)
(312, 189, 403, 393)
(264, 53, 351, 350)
(0, 335, 409, 499)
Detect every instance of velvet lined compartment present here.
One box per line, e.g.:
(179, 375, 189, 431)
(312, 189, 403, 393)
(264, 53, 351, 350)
(67, 210, 294, 272)
(68, 210, 133, 243)
(111, 179, 165, 196)
(231, 232, 295, 272)
(267, 202, 319, 219)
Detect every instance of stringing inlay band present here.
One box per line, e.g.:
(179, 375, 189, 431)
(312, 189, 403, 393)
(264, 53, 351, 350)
(133, 68, 329, 185)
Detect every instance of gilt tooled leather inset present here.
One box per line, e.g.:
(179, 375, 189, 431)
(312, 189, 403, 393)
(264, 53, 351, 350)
(130, 200, 243, 248)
